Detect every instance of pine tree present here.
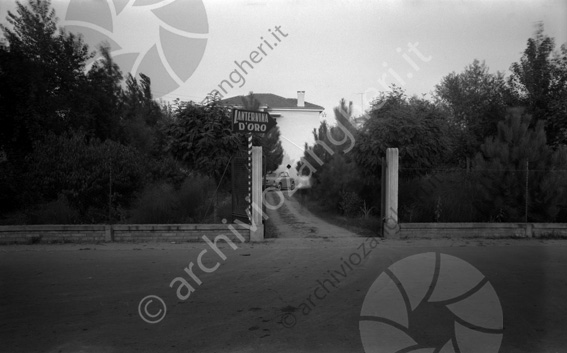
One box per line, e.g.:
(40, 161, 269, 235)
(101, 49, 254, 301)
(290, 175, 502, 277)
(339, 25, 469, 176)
(474, 107, 567, 221)
(0, 0, 92, 159)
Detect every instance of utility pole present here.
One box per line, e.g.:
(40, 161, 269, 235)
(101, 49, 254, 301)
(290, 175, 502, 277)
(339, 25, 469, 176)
(356, 93, 364, 113)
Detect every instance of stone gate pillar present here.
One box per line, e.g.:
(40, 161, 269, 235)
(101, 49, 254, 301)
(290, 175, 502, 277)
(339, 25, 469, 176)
(384, 148, 399, 238)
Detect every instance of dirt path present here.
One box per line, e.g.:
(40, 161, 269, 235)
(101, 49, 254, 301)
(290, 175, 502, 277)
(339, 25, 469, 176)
(264, 190, 359, 238)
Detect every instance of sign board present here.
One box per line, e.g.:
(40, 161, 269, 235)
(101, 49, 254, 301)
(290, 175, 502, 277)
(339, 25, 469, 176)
(232, 109, 277, 133)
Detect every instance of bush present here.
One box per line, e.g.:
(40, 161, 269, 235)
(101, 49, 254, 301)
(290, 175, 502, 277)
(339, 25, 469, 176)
(176, 175, 215, 222)
(309, 153, 364, 211)
(209, 191, 232, 223)
(339, 190, 364, 217)
(145, 155, 187, 188)
(23, 132, 148, 222)
(127, 183, 177, 224)
(128, 174, 215, 224)
(0, 160, 20, 212)
(28, 194, 81, 224)
(399, 171, 481, 222)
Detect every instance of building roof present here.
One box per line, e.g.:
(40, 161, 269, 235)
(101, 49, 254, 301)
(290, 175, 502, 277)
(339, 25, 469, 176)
(219, 93, 324, 111)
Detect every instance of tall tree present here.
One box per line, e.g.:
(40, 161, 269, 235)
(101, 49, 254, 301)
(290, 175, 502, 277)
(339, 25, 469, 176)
(298, 98, 356, 175)
(165, 96, 242, 183)
(334, 98, 354, 125)
(257, 126, 284, 174)
(241, 92, 283, 173)
(1, 0, 91, 104)
(0, 0, 92, 159)
(434, 60, 508, 163)
(241, 92, 261, 111)
(121, 73, 164, 154)
(295, 98, 363, 210)
(354, 86, 451, 178)
(508, 23, 567, 147)
(474, 107, 567, 222)
(85, 45, 123, 141)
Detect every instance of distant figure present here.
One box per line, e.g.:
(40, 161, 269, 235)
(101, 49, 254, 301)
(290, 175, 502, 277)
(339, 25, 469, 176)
(297, 175, 311, 206)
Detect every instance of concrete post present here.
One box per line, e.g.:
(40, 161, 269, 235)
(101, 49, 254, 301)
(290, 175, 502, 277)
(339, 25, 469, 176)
(380, 156, 386, 237)
(525, 223, 533, 238)
(384, 148, 399, 238)
(105, 224, 114, 242)
(250, 146, 264, 241)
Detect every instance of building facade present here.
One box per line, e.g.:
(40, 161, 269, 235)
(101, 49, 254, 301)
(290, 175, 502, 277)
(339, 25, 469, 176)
(220, 91, 325, 176)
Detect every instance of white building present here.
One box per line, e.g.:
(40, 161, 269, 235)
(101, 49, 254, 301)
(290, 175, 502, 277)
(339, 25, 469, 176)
(220, 91, 325, 176)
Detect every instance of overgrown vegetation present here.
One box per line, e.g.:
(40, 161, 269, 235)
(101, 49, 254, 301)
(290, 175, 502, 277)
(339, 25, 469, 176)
(1, 1, 566, 227)
(129, 175, 216, 224)
(298, 23, 567, 224)
(0, 0, 246, 224)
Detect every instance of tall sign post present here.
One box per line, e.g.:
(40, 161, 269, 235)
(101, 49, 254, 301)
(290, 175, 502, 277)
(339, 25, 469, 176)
(232, 109, 277, 228)
(248, 132, 252, 221)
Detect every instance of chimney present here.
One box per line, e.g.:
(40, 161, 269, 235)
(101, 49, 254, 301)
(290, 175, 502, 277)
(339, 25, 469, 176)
(297, 91, 305, 107)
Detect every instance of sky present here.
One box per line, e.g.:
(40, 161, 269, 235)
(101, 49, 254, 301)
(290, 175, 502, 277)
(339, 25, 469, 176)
(1, 0, 566, 118)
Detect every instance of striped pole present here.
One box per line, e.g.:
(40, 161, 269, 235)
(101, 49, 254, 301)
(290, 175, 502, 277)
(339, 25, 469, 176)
(248, 132, 253, 222)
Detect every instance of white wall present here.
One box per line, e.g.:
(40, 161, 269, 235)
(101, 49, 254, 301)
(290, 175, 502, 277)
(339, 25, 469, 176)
(271, 109, 322, 177)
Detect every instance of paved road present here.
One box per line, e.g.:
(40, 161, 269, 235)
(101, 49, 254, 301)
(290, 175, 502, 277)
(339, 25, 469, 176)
(1, 195, 566, 352)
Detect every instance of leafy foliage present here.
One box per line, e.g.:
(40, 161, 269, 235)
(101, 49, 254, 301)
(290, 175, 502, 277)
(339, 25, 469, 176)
(84, 45, 123, 141)
(508, 23, 567, 146)
(128, 175, 215, 224)
(28, 194, 81, 225)
(0, 0, 93, 160)
(354, 87, 451, 178)
(0, 1, 192, 223)
(165, 97, 243, 183)
(1, 0, 91, 90)
(434, 60, 508, 162)
(339, 190, 364, 217)
(121, 73, 165, 154)
(2, 1, 566, 225)
(24, 132, 148, 222)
